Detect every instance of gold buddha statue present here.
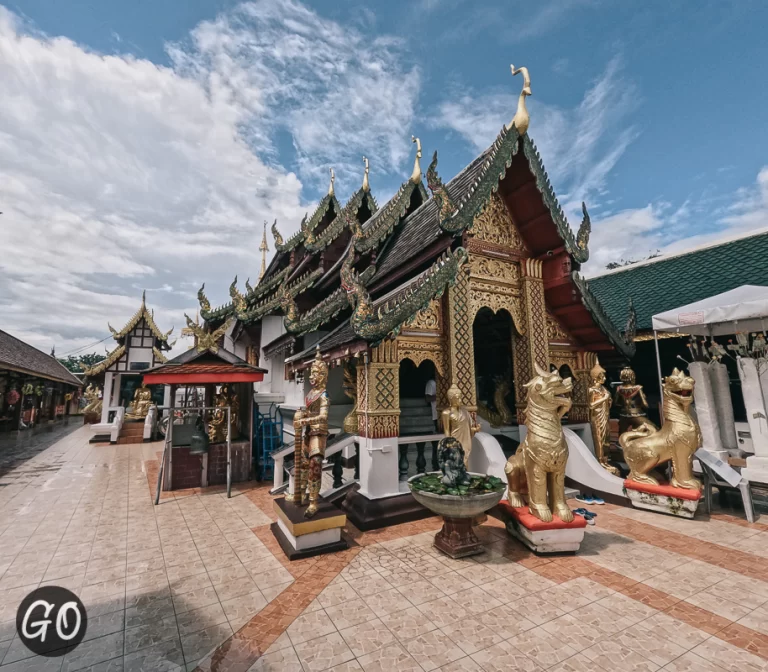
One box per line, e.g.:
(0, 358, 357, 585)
(208, 385, 239, 443)
(442, 385, 480, 468)
(126, 383, 153, 420)
(588, 359, 619, 476)
(614, 366, 655, 435)
(293, 347, 330, 518)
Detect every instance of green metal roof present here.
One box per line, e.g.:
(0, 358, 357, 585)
(587, 229, 768, 331)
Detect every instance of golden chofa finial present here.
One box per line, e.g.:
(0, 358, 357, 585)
(328, 167, 335, 196)
(507, 64, 532, 135)
(362, 156, 370, 193)
(259, 221, 269, 281)
(410, 136, 422, 184)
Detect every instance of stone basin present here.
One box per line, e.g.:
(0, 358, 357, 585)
(408, 472, 505, 519)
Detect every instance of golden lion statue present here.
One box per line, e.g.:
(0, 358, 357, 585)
(505, 364, 574, 523)
(620, 368, 701, 490)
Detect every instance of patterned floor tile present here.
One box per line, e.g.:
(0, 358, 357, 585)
(294, 632, 355, 672)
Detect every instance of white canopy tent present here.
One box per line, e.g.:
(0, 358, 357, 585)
(651, 285, 768, 409)
(650, 286, 765, 519)
(652, 285, 768, 336)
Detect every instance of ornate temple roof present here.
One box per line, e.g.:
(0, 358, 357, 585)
(587, 227, 768, 333)
(82, 293, 173, 377)
(200, 75, 633, 364)
(107, 291, 174, 347)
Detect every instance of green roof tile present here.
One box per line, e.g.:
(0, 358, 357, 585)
(587, 230, 768, 331)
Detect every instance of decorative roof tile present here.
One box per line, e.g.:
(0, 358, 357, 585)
(587, 229, 768, 332)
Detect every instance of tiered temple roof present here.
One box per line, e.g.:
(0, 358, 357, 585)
(82, 292, 174, 376)
(200, 110, 636, 369)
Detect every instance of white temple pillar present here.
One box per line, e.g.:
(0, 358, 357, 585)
(689, 362, 727, 460)
(162, 385, 171, 418)
(357, 437, 401, 499)
(709, 361, 738, 453)
(738, 357, 768, 483)
(101, 372, 114, 424)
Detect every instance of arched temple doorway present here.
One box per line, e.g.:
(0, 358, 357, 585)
(473, 308, 516, 427)
(399, 358, 438, 436)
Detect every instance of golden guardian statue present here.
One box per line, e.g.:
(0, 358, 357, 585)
(442, 385, 481, 467)
(621, 368, 702, 490)
(588, 359, 619, 476)
(505, 364, 574, 523)
(293, 347, 330, 518)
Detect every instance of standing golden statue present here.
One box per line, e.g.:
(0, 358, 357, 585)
(126, 383, 153, 420)
(208, 384, 239, 443)
(442, 385, 480, 468)
(82, 384, 102, 416)
(588, 359, 620, 476)
(614, 366, 654, 435)
(505, 364, 574, 523)
(621, 368, 702, 490)
(293, 347, 330, 518)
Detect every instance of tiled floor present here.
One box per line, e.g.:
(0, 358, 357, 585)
(2, 426, 768, 672)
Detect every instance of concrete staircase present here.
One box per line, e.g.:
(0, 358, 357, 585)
(116, 420, 144, 445)
(399, 397, 436, 436)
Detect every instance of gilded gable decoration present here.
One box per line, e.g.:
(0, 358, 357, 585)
(469, 193, 527, 251)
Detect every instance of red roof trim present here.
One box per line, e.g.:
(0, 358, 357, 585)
(143, 372, 263, 384)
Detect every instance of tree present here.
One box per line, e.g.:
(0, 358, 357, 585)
(58, 353, 106, 373)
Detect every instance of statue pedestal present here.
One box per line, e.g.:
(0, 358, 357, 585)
(271, 497, 349, 560)
(498, 501, 586, 554)
(623, 480, 702, 518)
(433, 517, 484, 559)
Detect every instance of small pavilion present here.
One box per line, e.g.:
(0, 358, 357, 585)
(143, 322, 266, 491)
(81, 292, 174, 423)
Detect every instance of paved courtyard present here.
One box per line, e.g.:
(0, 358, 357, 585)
(1, 427, 768, 672)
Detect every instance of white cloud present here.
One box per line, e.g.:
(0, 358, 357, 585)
(584, 167, 768, 274)
(434, 56, 639, 217)
(0, 1, 420, 356)
(168, 0, 420, 193)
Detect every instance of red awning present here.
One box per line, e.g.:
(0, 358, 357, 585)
(143, 363, 264, 385)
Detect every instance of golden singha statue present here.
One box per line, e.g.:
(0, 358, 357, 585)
(620, 368, 702, 490)
(588, 359, 619, 476)
(505, 364, 574, 523)
(82, 384, 102, 416)
(293, 347, 330, 518)
(442, 385, 480, 467)
(126, 384, 153, 420)
(208, 384, 240, 443)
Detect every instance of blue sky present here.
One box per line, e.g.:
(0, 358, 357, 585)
(1, 0, 767, 354)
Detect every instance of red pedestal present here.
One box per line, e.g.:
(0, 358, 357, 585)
(623, 479, 702, 501)
(433, 517, 484, 559)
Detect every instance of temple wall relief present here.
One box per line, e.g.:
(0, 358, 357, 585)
(446, 265, 477, 410)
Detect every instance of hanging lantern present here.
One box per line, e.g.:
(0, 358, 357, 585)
(189, 416, 209, 455)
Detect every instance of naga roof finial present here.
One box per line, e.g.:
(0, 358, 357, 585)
(328, 167, 335, 197)
(410, 136, 422, 184)
(271, 219, 284, 247)
(362, 156, 370, 193)
(507, 64, 532, 135)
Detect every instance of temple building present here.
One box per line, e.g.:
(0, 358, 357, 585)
(0, 330, 82, 432)
(81, 292, 174, 423)
(198, 74, 636, 527)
